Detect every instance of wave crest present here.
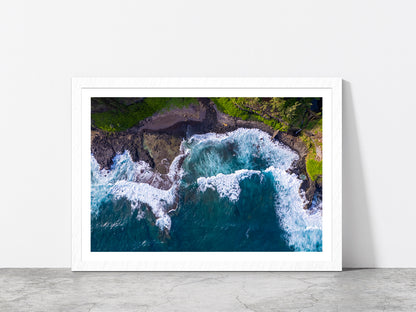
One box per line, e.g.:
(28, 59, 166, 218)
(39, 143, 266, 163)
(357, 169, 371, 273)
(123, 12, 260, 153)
(197, 169, 261, 202)
(91, 128, 322, 251)
(186, 128, 322, 251)
(91, 145, 188, 230)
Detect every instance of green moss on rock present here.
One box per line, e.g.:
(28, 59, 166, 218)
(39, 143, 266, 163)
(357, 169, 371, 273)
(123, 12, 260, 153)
(306, 158, 322, 181)
(92, 98, 198, 132)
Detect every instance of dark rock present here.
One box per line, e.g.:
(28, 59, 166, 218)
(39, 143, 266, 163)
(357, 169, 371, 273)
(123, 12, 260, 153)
(91, 98, 319, 209)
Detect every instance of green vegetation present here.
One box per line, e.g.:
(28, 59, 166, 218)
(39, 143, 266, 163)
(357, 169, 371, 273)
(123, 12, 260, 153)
(91, 98, 198, 132)
(306, 158, 322, 181)
(212, 97, 320, 131)
(213, 97, 323, 181)
(212, 98, 251, 120)
(213, 98, 282, 130)
(299, 122, 323, 181)
(92, 96, 324, 182)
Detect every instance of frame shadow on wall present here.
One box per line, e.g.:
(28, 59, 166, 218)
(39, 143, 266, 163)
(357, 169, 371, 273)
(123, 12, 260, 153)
(342, 80, 375, 268)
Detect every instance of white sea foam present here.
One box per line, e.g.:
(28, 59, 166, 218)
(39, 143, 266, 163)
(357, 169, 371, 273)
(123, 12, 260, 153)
(197, 169, 261, 202)
(265, 166, 322, 251)
(189, 128, 322, 251)
(195, 163, 322, 251)
(91, 128, 322, 250)
(187, 128, 298, 170)
(91, 145, 189, 230)
(91, 153, 151, 214)
(110, 180, 177, 230)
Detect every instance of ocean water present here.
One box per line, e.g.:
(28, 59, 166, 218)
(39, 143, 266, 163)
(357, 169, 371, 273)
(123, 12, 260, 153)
(91, 128, 322, 252)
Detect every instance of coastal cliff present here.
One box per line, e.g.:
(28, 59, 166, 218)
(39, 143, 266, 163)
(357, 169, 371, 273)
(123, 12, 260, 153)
(91, 97, 322, 209)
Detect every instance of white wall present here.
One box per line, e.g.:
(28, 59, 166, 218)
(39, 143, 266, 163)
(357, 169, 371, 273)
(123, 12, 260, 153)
(1, 0, 415, 268)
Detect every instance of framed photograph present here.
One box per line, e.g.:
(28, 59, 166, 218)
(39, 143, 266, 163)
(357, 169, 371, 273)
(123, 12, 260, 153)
(72, 78, 342, 271)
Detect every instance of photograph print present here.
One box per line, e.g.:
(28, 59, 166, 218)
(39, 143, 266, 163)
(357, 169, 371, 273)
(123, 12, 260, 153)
(90, 96, 323, 252)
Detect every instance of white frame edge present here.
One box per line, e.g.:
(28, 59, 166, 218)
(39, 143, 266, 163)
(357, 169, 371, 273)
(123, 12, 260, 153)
(72, 78, 342, 271)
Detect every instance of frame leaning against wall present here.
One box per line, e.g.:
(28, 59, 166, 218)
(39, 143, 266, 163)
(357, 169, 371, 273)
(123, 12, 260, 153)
(72, 78, 342, 271)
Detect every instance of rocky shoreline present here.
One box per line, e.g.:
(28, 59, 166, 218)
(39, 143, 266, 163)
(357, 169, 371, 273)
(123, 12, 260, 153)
(91, 98, 319, 209)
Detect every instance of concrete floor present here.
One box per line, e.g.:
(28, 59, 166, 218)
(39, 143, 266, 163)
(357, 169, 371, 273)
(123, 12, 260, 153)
(0, 269, 415, 311)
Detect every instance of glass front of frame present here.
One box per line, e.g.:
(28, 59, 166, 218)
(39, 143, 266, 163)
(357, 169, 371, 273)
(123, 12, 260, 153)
(90, 96, 323, 252)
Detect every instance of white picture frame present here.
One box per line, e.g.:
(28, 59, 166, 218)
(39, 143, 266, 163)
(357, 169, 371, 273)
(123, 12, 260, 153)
(72, 78, 342, 271)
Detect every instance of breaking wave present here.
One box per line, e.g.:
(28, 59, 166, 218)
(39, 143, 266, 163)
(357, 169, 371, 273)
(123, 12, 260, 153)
(91, 128, 322, 251)
(182, 128, 322, 251)
(197, 169, 261, 202)
(91, 145, 188, 230)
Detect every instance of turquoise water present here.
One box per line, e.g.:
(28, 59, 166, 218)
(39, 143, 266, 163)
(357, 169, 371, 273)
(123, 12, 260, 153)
(91, 128, 322, 252)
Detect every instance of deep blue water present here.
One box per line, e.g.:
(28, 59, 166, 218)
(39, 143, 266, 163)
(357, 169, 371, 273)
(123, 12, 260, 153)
(91, 128, 322, 252)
